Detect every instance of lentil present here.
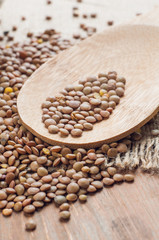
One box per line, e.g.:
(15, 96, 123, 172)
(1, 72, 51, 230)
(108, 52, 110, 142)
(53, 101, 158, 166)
(107, 167, 117, 176)
(14, 202, 23, 212)
(66, 193, 77, 202)
(113, 174, 124, 182)
(54, 195, 66, 205)
(23, 205, 35, 214)
(0, 24, 136, 228)
(59, 203, 70, 211)
(103, 178, 114, 186)
(59, 211, 70, 220)
(73, 162, 83, 171)
(67, 182, 79, 193)
(107, 148, 118, 158)
(2, 208, 13, 216)
(42, 72, 126, 137)
(79, 194, 87, 201)
(37, 167, 48, 177)
(25, 220, 36, 231)
(91, 181, 103, 189)
(116, 143, 128, 153)
(107, 21, 114, 26)
(0, 190, 7, 200)
(78, 178, 89, 188)
(124, 174, 134, 182)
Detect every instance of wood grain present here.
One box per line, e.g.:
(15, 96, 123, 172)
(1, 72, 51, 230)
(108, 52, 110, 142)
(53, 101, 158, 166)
(1, 1, 159, 240)
(1, 170, 159, 240)
(18, 24, 159, 148)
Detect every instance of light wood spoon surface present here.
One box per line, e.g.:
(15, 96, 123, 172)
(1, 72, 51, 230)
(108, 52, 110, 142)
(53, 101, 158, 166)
(17, 24, 159, 148)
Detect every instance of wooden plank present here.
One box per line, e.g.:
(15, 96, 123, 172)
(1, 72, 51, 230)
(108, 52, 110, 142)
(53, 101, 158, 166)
(0, 1, 159, 240)
(0, 170, 159, 240)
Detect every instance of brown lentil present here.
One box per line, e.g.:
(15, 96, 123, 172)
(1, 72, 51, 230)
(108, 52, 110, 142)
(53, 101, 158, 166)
(107, 167, 117, 176)
(14, 202, 23, 212)
(67, 182, 79, 193)
(0, 200, 7, 209)
(59, 203, 70, 211)
(103, 178, 114, 186)
(66, 193, 77, 202)
(107, 148, 118, 158)
(79, 194, 87, 202)
(91, 181, 103, 189)
(42, 72, 126, 137)
(0, 190, 7, 200)
(116, 143, 128, 153)
(2, 208, 13, 216)
(113, 174, 124, 182)
(23, 205, 35, 214)
(54, 195, 66, 205)
(124, 174, 134, 182)
(0, 25, 136, 228)
(73, 162, 83, 171)
(59, 211, 70, 220)
(25, 220, 36, 231)
(37, 167, 48, 177)
(78, 178, 89, 188)
(107, 21, 114, 26)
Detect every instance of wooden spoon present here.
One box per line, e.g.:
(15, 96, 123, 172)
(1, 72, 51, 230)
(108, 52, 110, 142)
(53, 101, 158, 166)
(17, 25, 159, 148)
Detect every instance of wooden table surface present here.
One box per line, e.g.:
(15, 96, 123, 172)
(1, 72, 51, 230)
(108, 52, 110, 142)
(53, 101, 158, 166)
(0, 1, 159, 240)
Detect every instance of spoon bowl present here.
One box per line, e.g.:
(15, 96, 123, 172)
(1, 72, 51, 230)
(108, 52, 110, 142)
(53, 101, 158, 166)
(17, 25, 159, 148)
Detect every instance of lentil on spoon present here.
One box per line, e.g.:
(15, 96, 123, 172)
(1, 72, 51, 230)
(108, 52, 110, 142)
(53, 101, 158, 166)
(41, 72, 126, 137)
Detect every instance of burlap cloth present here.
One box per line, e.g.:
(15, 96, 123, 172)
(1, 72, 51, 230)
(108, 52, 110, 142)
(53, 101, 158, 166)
(105, 114, 158, 171)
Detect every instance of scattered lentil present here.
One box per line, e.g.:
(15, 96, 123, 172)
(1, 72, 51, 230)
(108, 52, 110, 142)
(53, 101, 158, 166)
(124, 174, 134, 182)
(79, 194, 87, 201)
(107, 167, 117, 176)
(107, 21, 114, 26)
(116, 143, 128, 153)
(2, 208, 13, 216)
(0, 23, 137, 229)
(90, 13, 97, 18)
(21, 16, 26, 21)
(45, 16, 52, 20)
(113, 174, 124, 182)
(59, 203, 70, 211)
(54, 195, 67, 205)
(59, 211, 70, 220)
(12, 26, 17, 31)
(66, 193, 77, 202)
(23, 205, 35, 214)
(47, 0, 52, 4)
(25, 220, 36, 231)
(103, 178, 114, 186)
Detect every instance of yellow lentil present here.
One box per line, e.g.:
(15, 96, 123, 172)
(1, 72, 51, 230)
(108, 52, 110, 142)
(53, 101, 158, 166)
(99, 89, 107, 96)
(42, 148, 50, 155)
(4, 87, 13, 93)
(37, 39, 43, 44)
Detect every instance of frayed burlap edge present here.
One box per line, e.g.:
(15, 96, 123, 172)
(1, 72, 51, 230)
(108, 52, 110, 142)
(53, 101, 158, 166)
(104, 113, 159, 172)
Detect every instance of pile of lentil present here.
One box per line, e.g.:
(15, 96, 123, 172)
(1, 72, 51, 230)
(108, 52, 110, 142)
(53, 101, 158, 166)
(41, 72, 126, 137)
(0, 29, 139, 231)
